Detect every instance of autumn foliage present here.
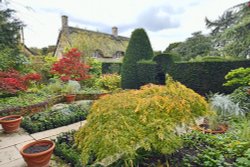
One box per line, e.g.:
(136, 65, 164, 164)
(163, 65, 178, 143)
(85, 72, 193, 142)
(0, 69, 41, 94)
(51, 48, 90, 82)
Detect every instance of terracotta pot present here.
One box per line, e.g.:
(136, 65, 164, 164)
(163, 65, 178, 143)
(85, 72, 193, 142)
(65, 94, 76, 103)
(20, 140, 55, 167)
(0, 115, 22, 133)
(196, 123, 228, 134)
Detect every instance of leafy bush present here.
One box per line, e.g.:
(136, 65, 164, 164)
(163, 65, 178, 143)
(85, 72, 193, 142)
(54, 131, 83, 167)
(0, 69, 41, 94)
(81, 57, 102, 88)
(230, 86, 250, 112)
(62, 80, 81, 95)
(51, 48, 90, 82)
(224, 67, 250, 87)
(75, 80, 209, 166)
(169, 130, 250, 167)
(121, 28, 154, 89)
(209, 93, 245, 121)
(0, 92, 48, 111)
(21, 101, 91, 133)
(96, 74, 121, 92)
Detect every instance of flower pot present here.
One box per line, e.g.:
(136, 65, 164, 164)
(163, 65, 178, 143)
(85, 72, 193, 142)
(195, 123, 228, 134)
(65, 94, 76, 103)
(20, 140, 55, 167)
(0, 115, 22, 133)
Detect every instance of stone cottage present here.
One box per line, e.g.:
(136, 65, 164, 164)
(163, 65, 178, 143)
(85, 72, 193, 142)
(54, 15, 129, 62)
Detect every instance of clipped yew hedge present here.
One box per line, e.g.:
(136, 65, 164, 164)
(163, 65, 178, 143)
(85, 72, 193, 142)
(168, 60, 250, 95)
(102, 62, 122, 74)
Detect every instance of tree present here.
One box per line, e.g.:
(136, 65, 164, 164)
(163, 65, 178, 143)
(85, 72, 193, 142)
(50, 48, 91, 82)
(121, 28, 154, 89)
(174, 31, 212, 61)
(0, 8, 24, 70)
(205, 2, 250, 58)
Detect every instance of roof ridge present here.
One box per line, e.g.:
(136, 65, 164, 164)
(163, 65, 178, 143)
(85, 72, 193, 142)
(68, 26, 129, 40)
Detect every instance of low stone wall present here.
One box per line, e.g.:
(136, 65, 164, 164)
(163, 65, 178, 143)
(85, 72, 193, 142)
(0, 93, 107, 116)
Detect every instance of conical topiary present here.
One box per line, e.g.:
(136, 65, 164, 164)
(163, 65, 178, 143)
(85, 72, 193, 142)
(121, 28, 154, 89)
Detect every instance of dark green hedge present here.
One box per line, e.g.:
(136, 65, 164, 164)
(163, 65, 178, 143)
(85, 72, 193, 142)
(168, 60, 250, 95)
(137, 61, 165, 87)
(102, 62, 122, 74)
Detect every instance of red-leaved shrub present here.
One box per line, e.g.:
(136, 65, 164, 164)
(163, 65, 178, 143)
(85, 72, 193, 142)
(50, 48, 91, 82)
(0, 69, 41, 94)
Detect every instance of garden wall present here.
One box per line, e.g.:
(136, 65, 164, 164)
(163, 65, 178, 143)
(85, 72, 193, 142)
(0, 94, 104, 116)
(167, 60, 250, 95)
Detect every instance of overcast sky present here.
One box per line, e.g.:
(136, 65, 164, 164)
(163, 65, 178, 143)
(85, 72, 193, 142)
(2, 0, 247, 51)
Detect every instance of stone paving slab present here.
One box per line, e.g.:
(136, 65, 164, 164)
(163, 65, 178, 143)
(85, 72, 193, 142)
(0, 120, 86, 167)
(0, 158, 26, 167)
(0, 146, 22, 166)
(30, 120, 86, 140)
(15, 139, 36, 151)
(0, 129, 34, 149)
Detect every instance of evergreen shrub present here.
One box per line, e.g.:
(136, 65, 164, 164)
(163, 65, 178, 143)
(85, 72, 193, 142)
(121, 28, 154, 89)
(168, 60, 250, 95)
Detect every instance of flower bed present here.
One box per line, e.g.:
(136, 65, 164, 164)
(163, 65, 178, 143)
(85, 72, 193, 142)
(21, 101, 92, 133)
(54, 121, 250, 167)
(53, 131, 83, 167)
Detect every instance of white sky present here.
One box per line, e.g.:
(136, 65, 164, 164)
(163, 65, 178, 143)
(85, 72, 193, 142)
(2, 0, 247, 51)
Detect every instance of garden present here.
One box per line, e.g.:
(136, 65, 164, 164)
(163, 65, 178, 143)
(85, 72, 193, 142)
(1, 3, 250, 167)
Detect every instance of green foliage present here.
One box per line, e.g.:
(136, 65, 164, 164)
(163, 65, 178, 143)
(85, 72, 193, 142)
(121, 28, 154, 89)
(153, 53, 175, 73)
(209, 93, 245, 126)
(209, 3, 250, 58)
(224, 67, 250, 87)
(168, 127, 250, 167)
(62, 80, 81, 95)
(0, 8, 23, 49)
(230, 86, 250, 111)
(96, 73, 121, 92)
(21, 102, 90, 133)
(0, 8, 25, 70)
(0, 47, 27, 71)
(172, 31, 213, 61)
(81, 57, 102, 88)
(75, 80, 209, 166)
(189, 55, 242, 62)
(137, 60, 159, 86)
(168, 60, 250, 95)
(102, 62, 122, 74)
(54, 131, 83, 167)
(0, 92, 48, 111)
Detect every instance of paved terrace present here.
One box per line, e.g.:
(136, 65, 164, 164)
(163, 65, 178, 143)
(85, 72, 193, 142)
(0, 120, 86, 167)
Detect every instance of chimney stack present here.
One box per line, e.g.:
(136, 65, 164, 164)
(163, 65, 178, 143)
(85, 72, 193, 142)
(112, 26, 118, 37)
(61, 15, 68, 29)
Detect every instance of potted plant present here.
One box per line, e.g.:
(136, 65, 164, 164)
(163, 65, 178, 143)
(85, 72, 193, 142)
(196, 93, 245, 134)
(63, 80, 81, 103)
(0, 115, 22, 133)
(196, 117, 228, 134)
(20, 140, 55, 167)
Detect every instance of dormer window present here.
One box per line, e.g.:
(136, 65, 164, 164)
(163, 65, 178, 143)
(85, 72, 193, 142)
(92, 49, 103, 58)
(113, 51, 124, 59)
